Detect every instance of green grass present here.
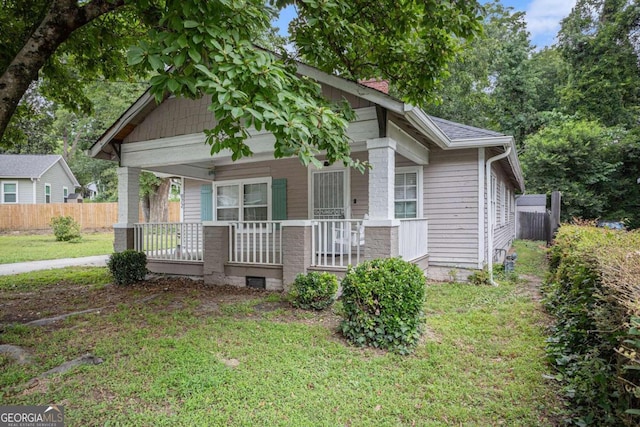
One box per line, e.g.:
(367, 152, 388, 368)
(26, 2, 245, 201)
(513, 239, 548, 279)
(0, 267, 111, 292)
(0, 232, 113, 264)
(0, 264, 560, 425)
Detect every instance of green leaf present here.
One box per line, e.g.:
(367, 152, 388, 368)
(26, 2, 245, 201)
(183, 20, 200, 29)
(126, 47, 145, 66)
(188, 48, 202, 63)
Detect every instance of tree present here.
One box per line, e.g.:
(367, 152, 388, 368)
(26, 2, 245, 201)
(558, 0, 640, 127)
(1, 0, 483, 168)
(521, 117, 623, 221)
(422, 1, 538, 145)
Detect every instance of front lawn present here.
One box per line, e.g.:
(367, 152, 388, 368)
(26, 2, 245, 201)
(0, 232, 113, 264)
(0, 252, 561, 426)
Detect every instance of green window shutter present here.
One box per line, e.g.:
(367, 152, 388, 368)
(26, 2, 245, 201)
(200, 184, 213, 221)
(272, 178, 287, 220)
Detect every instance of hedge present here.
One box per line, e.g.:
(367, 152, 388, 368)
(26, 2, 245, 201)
(543, 225, 640, 425)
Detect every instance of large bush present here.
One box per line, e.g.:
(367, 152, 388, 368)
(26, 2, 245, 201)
(340, 257, 426, 354)
(50, 215, 81, 242)
(543, 225, 640, 426)
(107, 250, 147, 286)
(289, 272, 338, 310)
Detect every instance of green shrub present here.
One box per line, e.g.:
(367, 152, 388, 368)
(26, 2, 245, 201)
(543, 225, 640, 426)
(289, 272, 338, 310)
(340, 257, 426, 354)
(50, 216, 81, 242)
(467, 268, 491, 285)
(107, 250, 147, 286)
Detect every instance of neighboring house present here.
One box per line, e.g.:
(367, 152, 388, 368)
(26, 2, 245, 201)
(0, 154, 80, 204)
(90, 64, 524, 288)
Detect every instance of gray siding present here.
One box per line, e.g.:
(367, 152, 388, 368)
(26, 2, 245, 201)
(37, 163, 76, 204)
(1, 178, 32, 204)
(125, 84, 374, 144)
(424, 148, 479, 269)
(183, 152, 371, 221)
(491, 159, 516, 261)
(183, 178, 209, 222)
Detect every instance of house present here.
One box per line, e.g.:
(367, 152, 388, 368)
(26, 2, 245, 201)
(90, 63, 524, 287)
(0, 154, 80, 204)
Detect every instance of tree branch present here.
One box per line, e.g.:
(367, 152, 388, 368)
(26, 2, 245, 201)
(0, 0, 125, 139)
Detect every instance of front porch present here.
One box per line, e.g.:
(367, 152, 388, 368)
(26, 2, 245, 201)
(125, 218, 428, 290)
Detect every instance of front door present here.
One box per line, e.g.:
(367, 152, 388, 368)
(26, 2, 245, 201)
(312, 169, 347, 220)
(312, 169, 348, 255)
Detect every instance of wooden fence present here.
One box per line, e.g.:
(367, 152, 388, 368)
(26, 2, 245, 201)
(0, 202, 181, 231)
(517, 211, 551, 242)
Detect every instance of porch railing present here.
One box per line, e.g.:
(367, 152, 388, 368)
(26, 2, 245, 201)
(134, 222, 203, 261)
(311, 220, 364, 268)
(228, 221, 282, 265)
(399, 218, 428, 261)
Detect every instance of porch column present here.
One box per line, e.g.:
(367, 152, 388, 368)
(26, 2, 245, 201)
(364, 220, 400, 261)
(282, 221, 313, 291)
(114, 166, 141, 252)
(366, 137, 396, 220)
(203, 223, 230, 285)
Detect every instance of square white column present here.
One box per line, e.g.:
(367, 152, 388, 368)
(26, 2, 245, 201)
(117, 166, 141, 225)
(366, 137, 396, 220)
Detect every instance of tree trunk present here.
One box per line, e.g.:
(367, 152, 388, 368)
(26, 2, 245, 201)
(141, 194, 151, 223)
(149, 178, 171, 223)
(0, 0, 124, 138)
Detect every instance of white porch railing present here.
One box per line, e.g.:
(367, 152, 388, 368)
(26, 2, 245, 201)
(228, 221, 282, 265)
(134, 222, 203, 261)
(312, 220, 364, 268)
(399, 218, 428, 261)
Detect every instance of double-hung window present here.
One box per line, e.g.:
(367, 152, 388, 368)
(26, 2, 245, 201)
(1, 182, 17, 203)
(45, 183, 51, 204)
(214, 178, 271, 221)
(63, 187, 69, 203)
(394, 167, 423, 219)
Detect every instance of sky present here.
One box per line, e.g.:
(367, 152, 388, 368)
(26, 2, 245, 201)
(273, 0, 578, 50)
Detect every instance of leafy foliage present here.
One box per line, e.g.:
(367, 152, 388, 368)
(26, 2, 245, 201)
(107, 250, 148, 286)
(520, 118, 623, 221)
(289, 272, 338, 311)
(558, 0, 640, 128)
(340, 258, 426, 354)
(50, 216, 81, 242)
(543, 225, 640, 426)
(1, 0, 484, 169)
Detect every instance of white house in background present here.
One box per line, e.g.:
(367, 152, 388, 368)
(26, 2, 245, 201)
(0, 154, 80, 204)
(90, 63, 524, 288)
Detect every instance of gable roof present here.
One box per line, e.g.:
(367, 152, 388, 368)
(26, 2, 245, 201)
(429, 116, 504, 140)
(0, 154, 80, 187)
(90, 58, 524, 191)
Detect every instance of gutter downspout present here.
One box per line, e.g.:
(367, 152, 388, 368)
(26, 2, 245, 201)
(485, 145, 512, 286)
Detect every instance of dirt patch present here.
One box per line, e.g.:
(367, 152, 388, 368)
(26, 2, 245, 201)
(518, 274, 545, 302)
(0, 276, 283, 327)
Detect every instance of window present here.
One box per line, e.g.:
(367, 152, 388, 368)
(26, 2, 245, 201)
(214, 178, 271, 221)
(500, 182, 506, 225)
(63, 187, 69, 203)
(395, 168, 422, 219)
(1, 182, 17, 203)
(45, 183, 51, 204)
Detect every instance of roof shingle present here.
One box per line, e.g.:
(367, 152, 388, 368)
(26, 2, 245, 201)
(0, 154, 65, 178)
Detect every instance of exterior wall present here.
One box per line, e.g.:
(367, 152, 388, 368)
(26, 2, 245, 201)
(183, 178, 209, 222)
(2, 178, 32, 204)
(126, 96, 216, 143)
(184, 152, 370, 221)
(490, 159, 516, 263)
(424, 148, 480, 269)
(125, 84, 373, 144)
(37, 163, 77, 204)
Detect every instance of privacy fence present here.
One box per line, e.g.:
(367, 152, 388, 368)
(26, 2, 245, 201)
(0, 202, 181, 231)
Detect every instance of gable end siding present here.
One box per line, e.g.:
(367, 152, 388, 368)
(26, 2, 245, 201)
(37, 164, 76, 203)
